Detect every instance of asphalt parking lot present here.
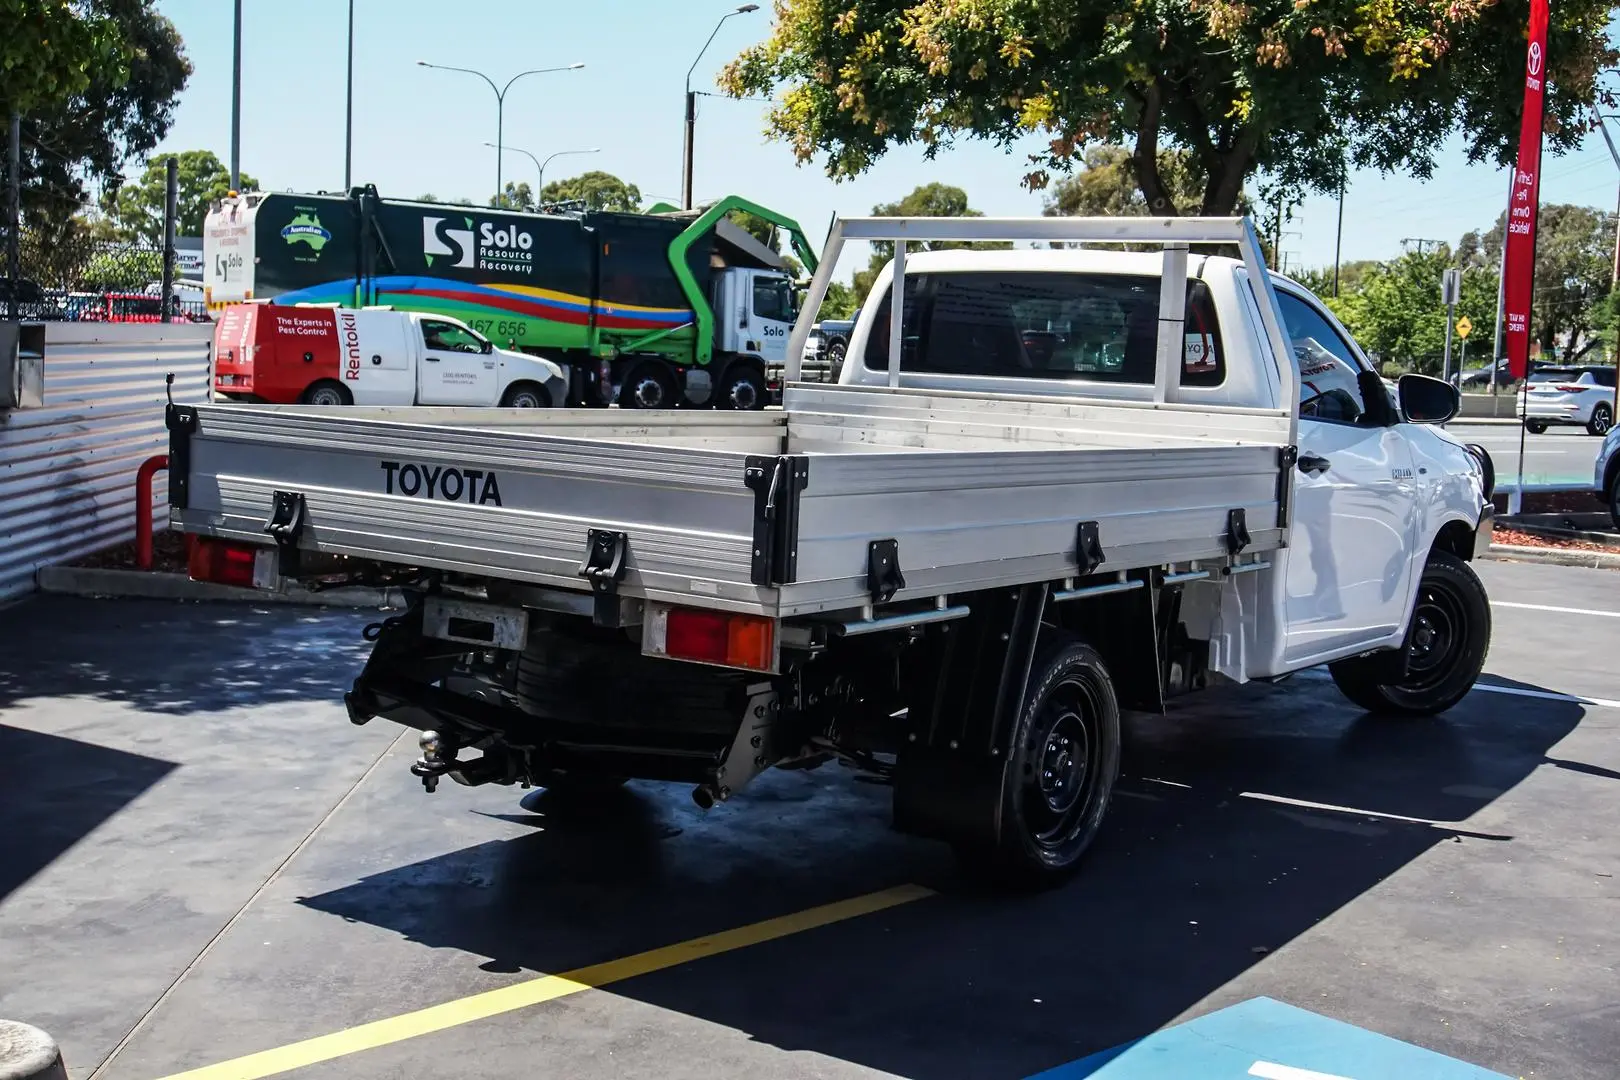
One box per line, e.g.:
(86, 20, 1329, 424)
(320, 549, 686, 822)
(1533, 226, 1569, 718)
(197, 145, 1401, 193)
(2, 559, 1617, 1080)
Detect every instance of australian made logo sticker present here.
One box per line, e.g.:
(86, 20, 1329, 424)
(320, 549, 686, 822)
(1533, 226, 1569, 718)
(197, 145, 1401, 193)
(281, 209, 332, 262)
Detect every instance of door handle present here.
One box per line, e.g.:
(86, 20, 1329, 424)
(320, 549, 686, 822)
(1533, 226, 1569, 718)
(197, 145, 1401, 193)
(423, 357, 440, 363)
(1298, 453, 1331, 476)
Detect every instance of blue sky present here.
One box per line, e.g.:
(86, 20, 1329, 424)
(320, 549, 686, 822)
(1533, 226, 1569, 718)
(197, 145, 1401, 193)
(147, 0, 1619, 278)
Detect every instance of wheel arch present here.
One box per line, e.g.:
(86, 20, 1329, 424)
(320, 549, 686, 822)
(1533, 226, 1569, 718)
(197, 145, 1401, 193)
(1432, 517, 1479, 562)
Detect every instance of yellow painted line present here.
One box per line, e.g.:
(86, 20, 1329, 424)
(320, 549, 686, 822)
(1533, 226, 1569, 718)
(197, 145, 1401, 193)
(157, 883, 933, 1080)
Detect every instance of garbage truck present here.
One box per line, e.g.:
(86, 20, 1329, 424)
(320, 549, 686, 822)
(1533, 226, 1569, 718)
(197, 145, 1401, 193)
(202, 187, 816, 409)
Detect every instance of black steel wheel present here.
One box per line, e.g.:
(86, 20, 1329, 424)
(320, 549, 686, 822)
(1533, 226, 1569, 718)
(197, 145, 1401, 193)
(956, 634, 1121, 885)
(303, 380, 353, 407)
(1525, 419, 1549, 434)
(715, 364, 767, 410)
(619, 363, 678, 409)
(1589, 403, 1614, 437)
(826, 340, 847, 381)
(1328, 551, 1491, 716)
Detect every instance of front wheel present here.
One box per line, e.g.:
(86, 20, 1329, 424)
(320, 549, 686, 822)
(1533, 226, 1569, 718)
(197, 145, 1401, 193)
(715, 364, 767, 410)
(954, 634, 1121, 886)
(1524, 419, 1549, 434)
(500, 381, 551, 409)
(1328, 551, 1491, 716)
(1589, 403, 1613, 437)
(618, 363, 678, 409)
(825, 340, 847, 382)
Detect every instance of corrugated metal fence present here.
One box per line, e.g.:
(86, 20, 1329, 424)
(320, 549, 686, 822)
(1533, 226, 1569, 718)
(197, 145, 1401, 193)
(0, 322, 213, 602)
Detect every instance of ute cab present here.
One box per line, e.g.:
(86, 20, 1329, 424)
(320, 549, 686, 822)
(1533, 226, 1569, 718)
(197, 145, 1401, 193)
(214, 304, 568, 408)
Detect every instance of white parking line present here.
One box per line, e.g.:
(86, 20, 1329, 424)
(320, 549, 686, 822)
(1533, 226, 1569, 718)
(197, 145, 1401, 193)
(1250, 1062, 1356, 1080)
(1493, 600, 1620, 619)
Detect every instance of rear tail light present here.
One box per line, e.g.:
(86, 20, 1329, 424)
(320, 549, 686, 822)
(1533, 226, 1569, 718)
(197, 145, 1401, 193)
(188, 537, 273, 588)
(645, 603, 776, 671)
(1556, 384, 1585, 393)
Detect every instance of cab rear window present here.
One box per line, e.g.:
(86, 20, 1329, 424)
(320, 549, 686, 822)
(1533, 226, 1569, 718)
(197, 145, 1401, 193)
(862, 271, 1225, 387)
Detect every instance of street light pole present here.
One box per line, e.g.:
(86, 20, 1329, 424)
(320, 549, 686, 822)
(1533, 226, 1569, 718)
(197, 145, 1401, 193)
(230, 0, 242, 191)
(683, 4, 759, 210)
(419, 60, 585, 204)
(344, 0, 355, 190)
(487, 144, 600, 206)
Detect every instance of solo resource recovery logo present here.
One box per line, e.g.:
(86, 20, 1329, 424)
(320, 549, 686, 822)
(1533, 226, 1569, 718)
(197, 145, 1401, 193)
(281, 212, 332, 252)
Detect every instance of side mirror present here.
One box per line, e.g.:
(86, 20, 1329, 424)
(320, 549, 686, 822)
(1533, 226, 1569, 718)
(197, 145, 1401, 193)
(480, 339, 493, 354)
(1397, 373, 1459, 424)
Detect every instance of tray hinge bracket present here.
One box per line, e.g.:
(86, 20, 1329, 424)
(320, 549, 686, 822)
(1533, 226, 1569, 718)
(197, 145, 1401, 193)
(578, 529, 629, 625)
(263, 490, 307, 575)
(744, 455, 809, 588)
(866, 539, 905, 603)
(1276, 445, 1298, 530)
(165, 402, 199, 510)
(1225, 508, 1252, 556)
(1075, 520, 1105, 576)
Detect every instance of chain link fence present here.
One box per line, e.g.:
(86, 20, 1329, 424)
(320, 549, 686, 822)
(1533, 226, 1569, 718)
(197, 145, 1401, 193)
(3, 152, 207, 324)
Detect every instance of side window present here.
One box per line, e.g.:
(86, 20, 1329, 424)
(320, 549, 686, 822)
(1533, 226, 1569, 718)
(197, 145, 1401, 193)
(752, 278, 793, 322)
(861, 271, 1226, 387)
(1275, 290, 1368, 424)
(420, 320, 483, 354)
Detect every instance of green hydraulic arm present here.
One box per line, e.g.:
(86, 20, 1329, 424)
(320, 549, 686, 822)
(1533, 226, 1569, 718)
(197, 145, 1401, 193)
(661, 195, 819, 368)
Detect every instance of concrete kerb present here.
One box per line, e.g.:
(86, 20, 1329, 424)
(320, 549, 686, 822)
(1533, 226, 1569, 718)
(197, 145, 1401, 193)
(1482, 543, 1620, 570)
(0, 1020, 66, 1080)
(35, 565, 406, 609)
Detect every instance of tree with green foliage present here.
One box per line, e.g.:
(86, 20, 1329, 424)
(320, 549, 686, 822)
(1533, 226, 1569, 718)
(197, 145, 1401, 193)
(492, 181, 535, 212)
(1044, 145, 1210, 218)
(539, 171, 641, 212)
(1326, 247, 1497, 374)
(2, 1, 191, 228)
(104, 150, 256, 244)
(723, 0, 1614, 217)
(818, 279, 859, 320)
(1481, 204, 1614, 360)
(850, 182, 1004, 301)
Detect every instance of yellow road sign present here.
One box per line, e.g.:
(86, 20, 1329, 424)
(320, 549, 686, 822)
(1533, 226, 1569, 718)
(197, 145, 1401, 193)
(1455, 315, 1473, 339)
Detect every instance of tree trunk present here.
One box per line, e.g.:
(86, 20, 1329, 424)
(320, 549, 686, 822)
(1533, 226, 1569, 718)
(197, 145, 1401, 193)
(1131, 82, 1178, 217)
(1199, 129, 1259, 216)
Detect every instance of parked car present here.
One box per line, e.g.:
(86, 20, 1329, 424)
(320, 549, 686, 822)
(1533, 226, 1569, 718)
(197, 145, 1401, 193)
(1520, 366, 1618, 435)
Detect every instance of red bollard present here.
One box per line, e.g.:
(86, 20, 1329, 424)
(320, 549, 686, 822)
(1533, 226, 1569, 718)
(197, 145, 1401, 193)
(135, 454, 169, 570)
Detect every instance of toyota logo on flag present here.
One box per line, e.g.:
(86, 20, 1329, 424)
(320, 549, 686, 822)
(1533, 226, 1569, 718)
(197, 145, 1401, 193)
(1528, 41, 1542, 76)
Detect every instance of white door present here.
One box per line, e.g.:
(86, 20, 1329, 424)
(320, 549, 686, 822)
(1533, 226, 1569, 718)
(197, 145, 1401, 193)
(1276, 289, 1423, 666)
(748, 272, 795, 366)
(415, 318, 499, 405)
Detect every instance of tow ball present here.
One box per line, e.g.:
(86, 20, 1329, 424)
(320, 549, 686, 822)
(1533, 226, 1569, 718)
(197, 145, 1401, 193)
(410, 730, 456, 793)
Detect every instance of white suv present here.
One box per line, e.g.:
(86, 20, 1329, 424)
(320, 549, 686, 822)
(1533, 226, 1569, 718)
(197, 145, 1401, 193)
(1521, 366, 1618, 436)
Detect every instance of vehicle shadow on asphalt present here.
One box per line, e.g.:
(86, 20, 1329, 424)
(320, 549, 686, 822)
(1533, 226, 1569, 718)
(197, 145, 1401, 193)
(0, 596, 375, 714)
(0, 725, 176, 901)
(296, 672, 1586, 1078)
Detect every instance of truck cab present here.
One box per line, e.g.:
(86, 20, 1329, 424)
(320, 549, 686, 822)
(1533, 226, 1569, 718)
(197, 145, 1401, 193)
(710, 267, 795, 386)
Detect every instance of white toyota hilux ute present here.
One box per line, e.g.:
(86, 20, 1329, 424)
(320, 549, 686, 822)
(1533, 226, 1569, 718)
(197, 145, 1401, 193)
(168, 215, 1495, 888)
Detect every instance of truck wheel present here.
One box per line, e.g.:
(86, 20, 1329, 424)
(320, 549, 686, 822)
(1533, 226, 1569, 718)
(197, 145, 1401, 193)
(716, 365, 767, 410)
(303, 380, 352, 407)
(1588, 403, 1613, 436)
(1524, 419, 1548, 434)
(619, 363, 677, 409)
(1327, 551, 1491, 717)
(955, 633, 1121, 886)
(500, 382, 551, 409)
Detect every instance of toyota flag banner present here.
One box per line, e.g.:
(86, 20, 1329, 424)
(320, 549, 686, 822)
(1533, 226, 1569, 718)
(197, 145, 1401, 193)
(1502, 0, 1550, 379)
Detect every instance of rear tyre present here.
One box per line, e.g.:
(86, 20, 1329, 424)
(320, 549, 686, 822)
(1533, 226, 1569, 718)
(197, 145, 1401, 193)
(715, 364, 767, 410)
(1524, 419, 1549, 434)
(303, 380, 352, 407)
(619, 363, 678, 409)
(1608, 468, 1620, 533)
(1327, 551, 1491, 717)
(1588, 403, 1613, 437)
(500, 381, 551, 409)
(953, 633, 1121, 886)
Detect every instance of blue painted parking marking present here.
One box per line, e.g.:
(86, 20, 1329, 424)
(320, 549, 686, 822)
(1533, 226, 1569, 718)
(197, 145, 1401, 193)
(1027, 997, 1510, 1079)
